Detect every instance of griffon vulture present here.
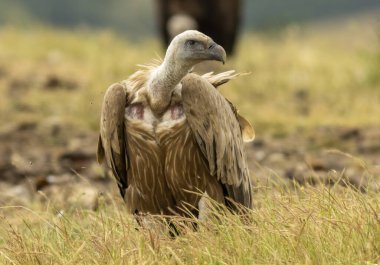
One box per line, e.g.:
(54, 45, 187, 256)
(156, 0, 241, 55)
(97, 30, 254, 218)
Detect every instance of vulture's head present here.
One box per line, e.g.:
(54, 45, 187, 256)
(165, 30, 227, 67)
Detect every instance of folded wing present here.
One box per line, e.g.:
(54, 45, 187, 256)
(97, 83, 128, 197)
(181, 73, 253, 209)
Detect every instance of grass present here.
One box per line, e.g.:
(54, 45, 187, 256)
(0, 13, 380, 264)
(1, 184, 379, 264)
(0, 16, 379, 134)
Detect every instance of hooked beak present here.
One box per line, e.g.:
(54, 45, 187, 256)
(207, 42, 227, 64)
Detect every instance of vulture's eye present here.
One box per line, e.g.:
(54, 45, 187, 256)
(186, 40, 197, 47)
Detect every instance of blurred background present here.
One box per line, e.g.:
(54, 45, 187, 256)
(0, 1, 379, 208)
(0, 0, 379, 37)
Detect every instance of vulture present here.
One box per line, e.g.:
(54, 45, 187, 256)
(156, 0, 241, 55)
(97, 30, 254, 218)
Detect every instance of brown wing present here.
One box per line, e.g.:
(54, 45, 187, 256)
(203, 71, 255, 142)
(181, 73, 253, 209)
(97, 83, 128, 197)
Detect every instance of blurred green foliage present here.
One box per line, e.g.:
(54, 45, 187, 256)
(245, 0, 380, 29)
(0, 0, 379, 37)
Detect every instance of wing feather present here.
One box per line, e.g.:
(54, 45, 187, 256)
(203, 71, 255, 142)
(181, 73, 252, 208)
(97, 83, 128, 196)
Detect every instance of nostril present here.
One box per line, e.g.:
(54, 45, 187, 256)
(208, 42, 216, 49)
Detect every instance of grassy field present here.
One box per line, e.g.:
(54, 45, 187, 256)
(1, 185, 379, 264)
(0, 15, 379, 134)
(0, 13, 380, 264)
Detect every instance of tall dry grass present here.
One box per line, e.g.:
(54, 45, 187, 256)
(1, 183, 379, 264)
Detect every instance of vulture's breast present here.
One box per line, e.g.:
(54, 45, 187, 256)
(123, 86, 225, 214)
(124, 87, 186, 134)
(123, 88, 192, 214)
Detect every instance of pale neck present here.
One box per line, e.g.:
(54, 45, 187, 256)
(148, 55, 191, 114)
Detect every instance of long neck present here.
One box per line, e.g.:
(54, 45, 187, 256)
(148, 54, 191, 114)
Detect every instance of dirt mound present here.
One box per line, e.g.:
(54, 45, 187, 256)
(0, 120, 114, 209)
(248, 126, 380, 191)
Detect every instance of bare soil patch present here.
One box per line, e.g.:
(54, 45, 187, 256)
(0, 120, 378, 209)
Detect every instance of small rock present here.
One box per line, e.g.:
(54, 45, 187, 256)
(43, 74, 77, 90)
(254, 150, 266, 162)
(0, 182, 34, 205)
(339, 128, 360, 140)
(252, 137, 265, 148)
